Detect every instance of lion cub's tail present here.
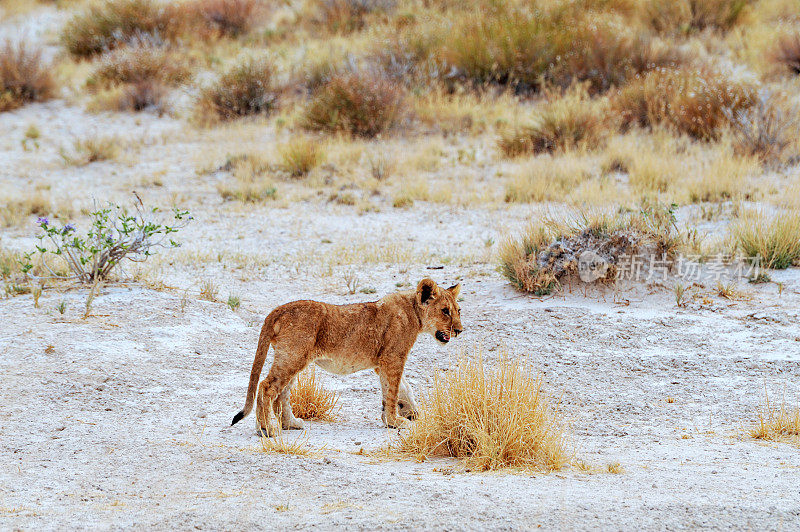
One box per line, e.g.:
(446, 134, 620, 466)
(231, 316, 275, 426)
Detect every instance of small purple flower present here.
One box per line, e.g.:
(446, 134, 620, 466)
(62, 223, 76, 235)
(36, 216, 49, 227)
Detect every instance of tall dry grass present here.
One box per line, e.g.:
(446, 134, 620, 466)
(397, 349, 570, 472)
(290, 366, 339, 421)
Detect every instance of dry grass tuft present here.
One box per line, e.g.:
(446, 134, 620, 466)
(751, 391, 800, 446)
(60, 0, 174, 57)
(61, 135, 121, 166)
(290, 366, 340, 421)
(396, 349, 570, 472)
(278, 136, 326, 178)
(641, 0, 751, 33)
(86, 45, 192, 89)
(0, 40, 55, 112)
(301, 69, 405, 138)
(198, 59, 279, 120)
(730, 210, 800, 269)
(498, 85, 607, 157)
(612, 66, 754, 139)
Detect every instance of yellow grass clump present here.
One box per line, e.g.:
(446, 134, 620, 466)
(730, 210, 800, 269)
(290, 365, 340, 421)
(751, 391, 800, 446)
(397, 349, 570, 472)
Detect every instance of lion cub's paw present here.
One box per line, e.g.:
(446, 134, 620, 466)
(282, 418, 305, 430)
(386, 417, 410, 430)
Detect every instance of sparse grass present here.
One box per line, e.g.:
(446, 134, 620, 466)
(751, 391, 800, 446)
(289, 366, 340, 421)
(61, 135, 121, 166)
(258, 430, 312, 456)
(60, 0, 174, 57)
(606, 462, 624, 474)
(715, 281, 751, 301)
(612, 66, 755, 139)
(498, 86, 607, 157)
(730, 210, 800, 269)
(1, 194, 50, 228)
(0, 40, 55, 112)
(278, 136, 325, 178)
(216, 152, 278, 202)
(199, 279, 219, 301)
(504, 153, 595, 203)
(198, 59, 279, 121)
(301, 69, 405, 138)
(227, 294, 240, 310)
(396, 349, 570, 472)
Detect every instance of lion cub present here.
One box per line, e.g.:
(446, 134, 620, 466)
(231, 278, 463, 435)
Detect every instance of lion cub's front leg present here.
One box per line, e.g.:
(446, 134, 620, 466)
(377, 363, 409, 429)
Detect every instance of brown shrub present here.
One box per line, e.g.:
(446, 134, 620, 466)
(317, 0, 394, 34)
(60, 0, 174, 57)
(612, 66, 755, 139)
(0, 40, 55, 112)
(117, 81, 170, 114)
(769, 31, 800, 75)
(301, 70, 404, 138)
(727, 91, 799, 166)
(197, 59, 279, 120)
(170, 0, 264, 39)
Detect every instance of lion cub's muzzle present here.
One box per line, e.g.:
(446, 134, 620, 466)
(435, 328, 463, 344)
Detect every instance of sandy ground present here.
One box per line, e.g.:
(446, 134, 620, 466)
(3, 6, 800, 530)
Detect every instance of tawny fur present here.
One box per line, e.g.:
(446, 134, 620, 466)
(231, 278, 463, 435)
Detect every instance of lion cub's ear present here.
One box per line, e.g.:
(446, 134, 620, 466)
(416, 278, 439, 305)
(447, 283, 461, 299)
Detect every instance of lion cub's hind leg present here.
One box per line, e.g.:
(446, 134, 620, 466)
(256, 351, 308, 437)
(277, 375, 304, 430)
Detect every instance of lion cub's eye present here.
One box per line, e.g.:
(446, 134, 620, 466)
(442, 308, 450, 316)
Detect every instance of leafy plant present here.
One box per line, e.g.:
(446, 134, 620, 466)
(22, 196, 191, 283)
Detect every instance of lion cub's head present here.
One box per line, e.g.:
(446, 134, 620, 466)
(416, 278, 463, 344)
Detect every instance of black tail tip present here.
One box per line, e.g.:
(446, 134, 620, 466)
(231, 410, 245, 426)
